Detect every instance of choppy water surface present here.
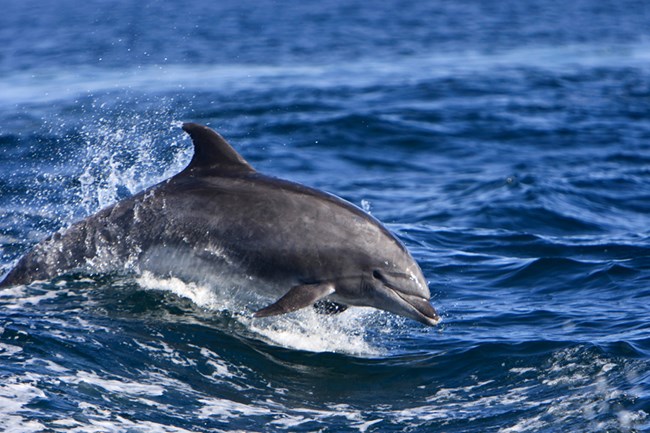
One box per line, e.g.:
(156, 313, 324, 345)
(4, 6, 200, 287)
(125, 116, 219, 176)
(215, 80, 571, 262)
(1, 1, 650, 432)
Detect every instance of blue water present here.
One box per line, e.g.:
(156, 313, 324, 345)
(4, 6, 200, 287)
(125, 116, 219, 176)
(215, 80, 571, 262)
(2, 1, 650, 431)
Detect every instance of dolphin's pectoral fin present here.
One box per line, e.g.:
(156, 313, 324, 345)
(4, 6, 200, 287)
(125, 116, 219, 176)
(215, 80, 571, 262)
(313, 300, 348, 315)
(254, 283, 335, 318)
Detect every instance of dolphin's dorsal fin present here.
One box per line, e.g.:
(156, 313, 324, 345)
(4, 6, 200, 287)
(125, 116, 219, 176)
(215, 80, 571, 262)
(180, 123, 255, 175)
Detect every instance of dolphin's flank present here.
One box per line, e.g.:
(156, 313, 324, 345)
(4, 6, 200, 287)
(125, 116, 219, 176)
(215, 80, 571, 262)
(0, 123, 440, 326)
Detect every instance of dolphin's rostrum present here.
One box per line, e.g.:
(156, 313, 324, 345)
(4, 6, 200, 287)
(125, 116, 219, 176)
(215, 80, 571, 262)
(0, 123, 440, 326)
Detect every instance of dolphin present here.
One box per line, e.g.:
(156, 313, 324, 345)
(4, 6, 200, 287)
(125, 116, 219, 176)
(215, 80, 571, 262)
(0, 123, 440, 326)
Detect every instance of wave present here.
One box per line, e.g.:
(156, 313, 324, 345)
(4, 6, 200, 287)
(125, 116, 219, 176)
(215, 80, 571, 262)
(1, 286, 646, 432)
(2, 41, 650, 105)
(134, 272, 382, 356)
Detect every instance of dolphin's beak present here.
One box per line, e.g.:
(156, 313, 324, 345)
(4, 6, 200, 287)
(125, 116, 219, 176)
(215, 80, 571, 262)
(370, 270, 441, 326)
(373, 280, 440, 326)
(393, 291, 441, 326)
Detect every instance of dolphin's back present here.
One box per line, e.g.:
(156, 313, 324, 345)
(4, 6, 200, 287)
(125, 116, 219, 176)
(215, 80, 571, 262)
(1, 219, 94, 287)
(0, 193, 147, 287)
(162, 172, 402, 280)
(0, 123, 405, 288)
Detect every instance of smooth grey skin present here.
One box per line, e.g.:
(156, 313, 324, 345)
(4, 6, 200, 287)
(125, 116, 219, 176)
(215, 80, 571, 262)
(0, 123, 440, 326)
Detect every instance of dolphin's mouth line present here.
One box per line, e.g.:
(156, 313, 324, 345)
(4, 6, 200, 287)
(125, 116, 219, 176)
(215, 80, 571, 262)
(390, 287, 441, 326)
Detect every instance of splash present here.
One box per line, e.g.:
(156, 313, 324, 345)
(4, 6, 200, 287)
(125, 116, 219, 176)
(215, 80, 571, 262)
(75, 109, 191, 216)
(7, 97, 193, 236)
(248, 308, 380, 356)
(136, 272, 381, 356)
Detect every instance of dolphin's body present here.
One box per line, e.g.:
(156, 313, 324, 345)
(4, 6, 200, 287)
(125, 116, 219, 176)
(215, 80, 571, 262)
(0, 123, 439, 326)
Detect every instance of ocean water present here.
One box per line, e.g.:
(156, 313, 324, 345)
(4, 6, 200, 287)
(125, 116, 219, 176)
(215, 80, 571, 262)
(1, 0, 650, 431)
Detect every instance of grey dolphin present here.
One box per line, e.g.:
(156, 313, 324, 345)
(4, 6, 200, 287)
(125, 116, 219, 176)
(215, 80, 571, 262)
(0, 123, 440, 326)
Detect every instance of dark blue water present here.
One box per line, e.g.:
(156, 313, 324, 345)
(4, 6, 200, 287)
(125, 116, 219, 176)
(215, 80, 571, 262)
(2, 1, 650, 431)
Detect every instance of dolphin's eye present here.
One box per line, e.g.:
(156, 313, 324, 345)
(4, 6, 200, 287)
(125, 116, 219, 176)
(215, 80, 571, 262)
(372, 270, 384, 281)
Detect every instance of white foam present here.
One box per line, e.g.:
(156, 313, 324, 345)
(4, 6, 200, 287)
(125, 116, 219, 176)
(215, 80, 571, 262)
(0, 380, 47, 433)
(393, 404, 451, 423)
(131, 339, 196, 368)
(356, 419, 383, 432)
(0, 374, 194, 433)
(197, 397, 272, 421)
(0, 286, 59, 310)
(198, 347, 235, 379)
(136, 272, 381, 356)
(63, 409, 199, 433)
(196, 401, 377, 431)
(498, 347, 648, 432)
(29, 359, 70, 374)
(247, 308, 380, 355)
(0, 343, 22, 357)
(50, 419, 83, 428)
(508, 367, 537, 375)
(137, 271, 225, 308)
(66, 371, 164, 397)
(618, 410, 648, 430)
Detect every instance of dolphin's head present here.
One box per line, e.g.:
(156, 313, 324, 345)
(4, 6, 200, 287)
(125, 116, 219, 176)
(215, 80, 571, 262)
(253, 228, 441, 326)
(334, 247, 441, 326)
(364, 259, 440, 326)
(370, 269, 439, 326)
